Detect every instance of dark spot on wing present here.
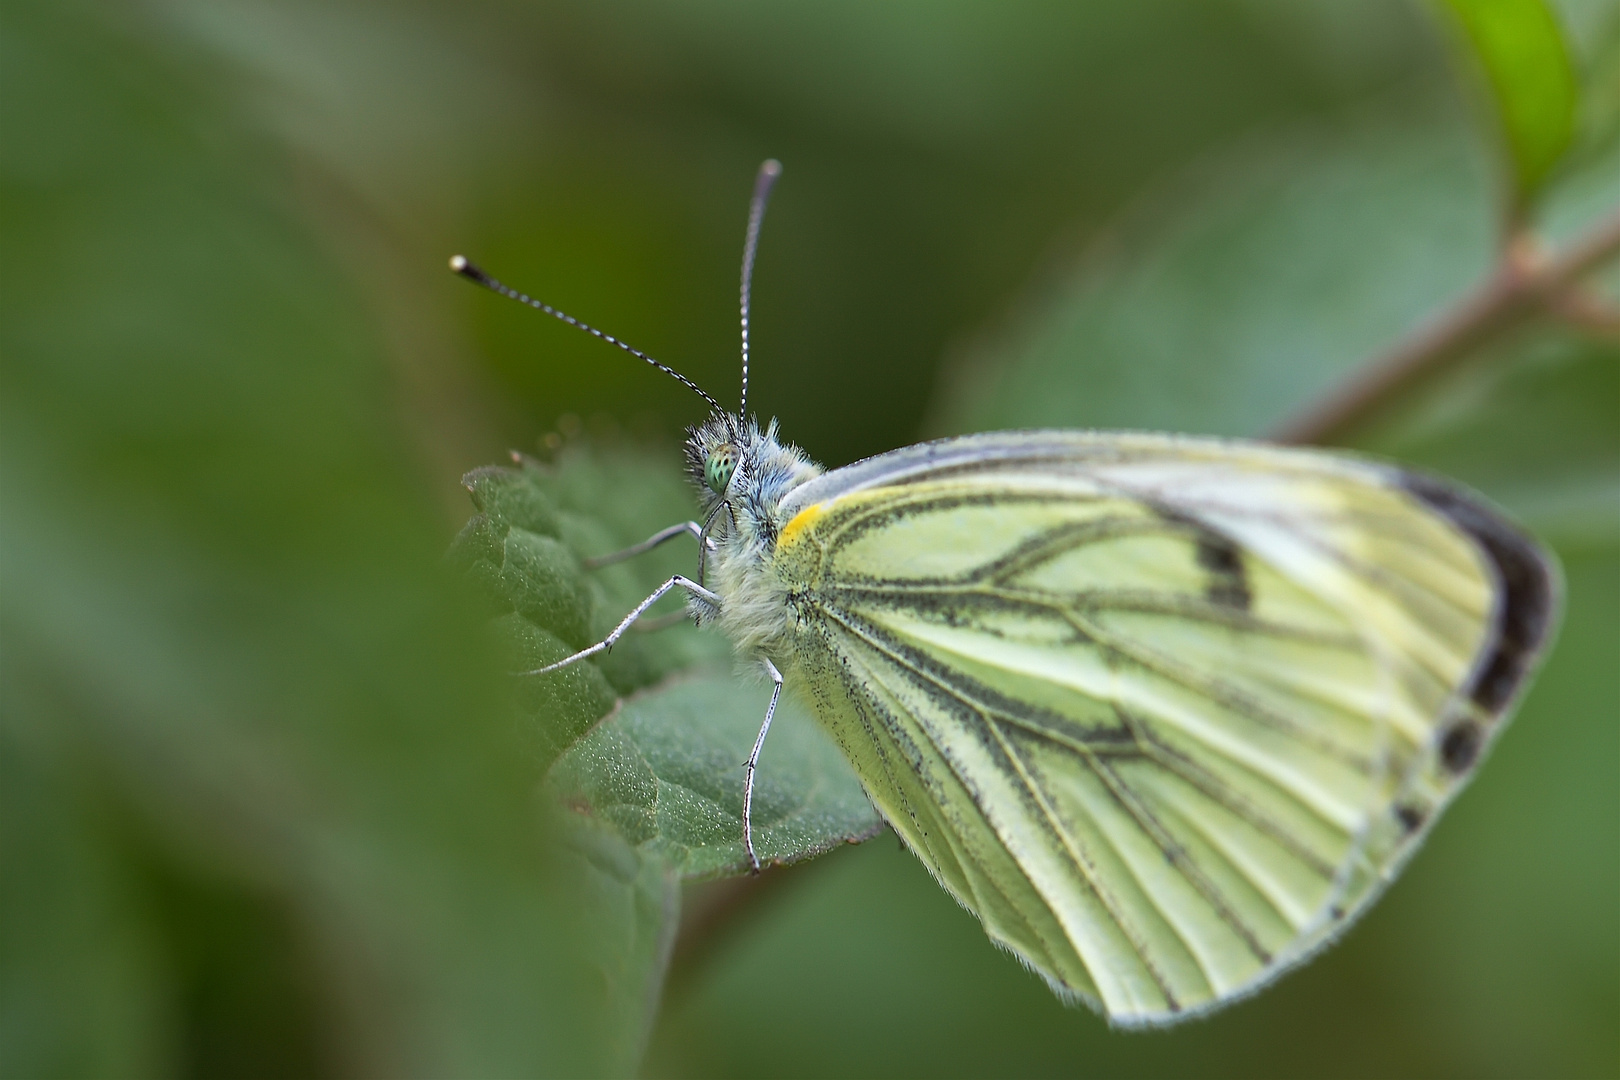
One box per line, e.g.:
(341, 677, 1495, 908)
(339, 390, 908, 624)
(1206, 582, 1252, 609)
(1397, 472, 1558, 714)
(1393, 802, 1426, 833)
(1329, 905, 1345, 920)
(1195, 535, 1251, 612)
(1439, 720, 1482, 774)
(1194, 537, 1241, 575)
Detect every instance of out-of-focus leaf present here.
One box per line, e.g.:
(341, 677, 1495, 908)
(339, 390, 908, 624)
(1533, 130, 1620, 258)
(1531, 17, 1620, 275)
(154, 0, 1446, 470)
(1437, 0, 1579, 210)
(0, 714, 171, 1078)
(559, 820, 683, 1077)
(930, 105, 1496, 439)
(1355, 322, 1619, 546)
(550, 672, 884, 878)
(0, 1, 612, 1074)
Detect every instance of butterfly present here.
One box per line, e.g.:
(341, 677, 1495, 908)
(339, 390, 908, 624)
(451, 160, 1559, 1026)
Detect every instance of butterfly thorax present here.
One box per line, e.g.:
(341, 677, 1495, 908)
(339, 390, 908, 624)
(683, 413, 822, 657)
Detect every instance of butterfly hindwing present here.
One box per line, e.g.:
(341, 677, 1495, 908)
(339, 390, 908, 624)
(769, 432, 1557, 1025)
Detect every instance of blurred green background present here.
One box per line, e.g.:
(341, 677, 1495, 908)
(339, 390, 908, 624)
(3, 0, 1616, 1077)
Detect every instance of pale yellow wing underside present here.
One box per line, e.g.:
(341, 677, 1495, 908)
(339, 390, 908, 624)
(769, 432, 1557, 1025)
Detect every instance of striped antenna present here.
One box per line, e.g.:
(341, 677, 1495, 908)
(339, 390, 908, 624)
(448, 255, 724, 415)
(738, 159, 782, 418)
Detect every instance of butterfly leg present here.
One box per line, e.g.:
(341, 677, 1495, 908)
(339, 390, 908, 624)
(584, 521, 715, 568)
(743, 658, 784, 874)
(518, 575, 721, 675)
(584, 522, 720, 633)
(695, 501, 728, 586)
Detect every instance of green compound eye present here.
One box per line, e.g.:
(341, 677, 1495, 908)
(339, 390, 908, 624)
(705, 444, 738, 495)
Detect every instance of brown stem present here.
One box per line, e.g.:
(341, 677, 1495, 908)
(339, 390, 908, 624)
(1271, 211, 1620, 445)
(1546, 284, 1620, 336)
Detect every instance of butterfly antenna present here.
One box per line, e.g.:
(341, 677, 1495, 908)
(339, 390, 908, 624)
(738, 159, 782, 419)
(449, 254, 724, 414)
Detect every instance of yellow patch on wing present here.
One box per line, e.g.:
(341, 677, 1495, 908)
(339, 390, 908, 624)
(776, 499, 829, 552)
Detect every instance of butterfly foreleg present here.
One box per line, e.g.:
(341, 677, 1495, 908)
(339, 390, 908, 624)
(583, 521, 716, 568)
(518, 575, 721, 676)
(695, 501, 729, 586)
(742, 658, 784, 874)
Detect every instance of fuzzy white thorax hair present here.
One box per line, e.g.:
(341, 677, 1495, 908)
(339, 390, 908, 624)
(683, 413, 823, 657)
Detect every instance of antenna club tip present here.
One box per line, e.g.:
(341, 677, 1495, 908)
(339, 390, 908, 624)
(450, 254, 491, 285)
(761, 159, 782, 177)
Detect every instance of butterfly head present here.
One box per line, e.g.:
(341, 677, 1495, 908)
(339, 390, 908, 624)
(684, 411, 821, 520)
(685, 412, 747, 504)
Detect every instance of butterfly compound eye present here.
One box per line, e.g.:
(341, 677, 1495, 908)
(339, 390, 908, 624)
(705, 444, 738, 495)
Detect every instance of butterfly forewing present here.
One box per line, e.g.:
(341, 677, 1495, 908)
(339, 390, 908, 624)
(770, 432, 1556, 1025)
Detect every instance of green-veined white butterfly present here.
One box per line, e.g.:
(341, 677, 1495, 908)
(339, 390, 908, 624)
(451, 160, 1559, 1026)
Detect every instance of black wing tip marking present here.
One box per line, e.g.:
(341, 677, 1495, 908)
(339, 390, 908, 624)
(1438, 718, 1483, 775)
(1396, 471, 1561, 717)
(1393, 801, 1428, 834)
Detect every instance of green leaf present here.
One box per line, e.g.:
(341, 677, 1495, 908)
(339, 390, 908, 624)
(454, 444, 883, 871)
(549, 671, 884, 878)
(555, 819, 683, 1076)
(449, 443, 882, 1062)
(0, 3, 615, 1074)
(1437, 0, 1579, 211)
(0, 723, 171, 1078)
(1355, 322, 1620, 549)
(450, 445, 729, 765)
